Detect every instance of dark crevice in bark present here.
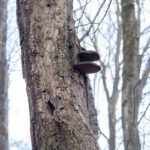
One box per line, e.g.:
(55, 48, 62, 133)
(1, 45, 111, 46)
(47, 101, 55, 115)
(56, 122, 63, 133)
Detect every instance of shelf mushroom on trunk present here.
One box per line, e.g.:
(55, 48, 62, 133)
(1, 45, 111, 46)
(74, 48, 101, 74)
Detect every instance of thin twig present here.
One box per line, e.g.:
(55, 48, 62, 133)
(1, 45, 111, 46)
(79, 0, 106, 42)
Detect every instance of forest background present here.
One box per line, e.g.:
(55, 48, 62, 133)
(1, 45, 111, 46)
(3, 0, 150, 149)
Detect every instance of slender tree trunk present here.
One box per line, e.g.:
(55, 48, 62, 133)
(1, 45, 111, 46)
(101, 65, 119, 150)
(0, 0, 8, 149)
(121, 0, 141, 149)
(108, 99, 116, 150)
(101, 3, 121, 148)
(17, 0, 100, 149)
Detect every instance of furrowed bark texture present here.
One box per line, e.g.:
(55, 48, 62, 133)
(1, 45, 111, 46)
(17, 0, 100, 149)
(0, 0, 8, 149)
(121, 0, 141, 150)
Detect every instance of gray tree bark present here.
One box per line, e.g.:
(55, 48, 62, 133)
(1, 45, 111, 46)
(17, 0, 100, 149)
(0, 0, 8, 149)
(108, 97, 117, 150)
(121, 0, 141, 149)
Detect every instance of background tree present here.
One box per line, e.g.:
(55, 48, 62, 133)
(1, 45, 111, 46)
(0, 0, 8, 149)
(16, 0, 100, 149)
(121, 0, 150, 149)
(74, 1, 121, 149)
(74, 0, 150, 150)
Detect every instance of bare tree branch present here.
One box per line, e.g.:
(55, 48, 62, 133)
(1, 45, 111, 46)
(141, 37, 150, 56)
(140, 58, 150, 89)
(91, 0, 113, 41)
(137, 102, 150, 126)
(79, 0, 106, 42)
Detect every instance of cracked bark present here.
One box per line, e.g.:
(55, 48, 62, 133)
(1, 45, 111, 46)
(17, 0, 100, 149)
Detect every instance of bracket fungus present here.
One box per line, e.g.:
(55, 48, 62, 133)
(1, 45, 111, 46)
(74, 49, 101, 74)
(74, 62, 101, 74)
(78, 51, 99, 61)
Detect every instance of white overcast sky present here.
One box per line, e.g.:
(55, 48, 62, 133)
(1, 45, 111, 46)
(7, 0, 31, 149)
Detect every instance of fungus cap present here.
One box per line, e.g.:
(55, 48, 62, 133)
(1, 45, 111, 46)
(74, 62, 101, 74)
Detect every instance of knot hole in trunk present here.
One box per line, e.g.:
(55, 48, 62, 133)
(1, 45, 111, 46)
(47, 101, 55, 115)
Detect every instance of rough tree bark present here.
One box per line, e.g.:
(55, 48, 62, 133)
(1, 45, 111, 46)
(17, 0, 100, 149)
(0, 0, 8, 149)
(121, 0, 141, 149)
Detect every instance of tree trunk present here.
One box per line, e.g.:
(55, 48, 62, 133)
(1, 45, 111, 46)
(0, 0, 8, 149)
(17, 0, 100, 149)
(121, 0, 141, 149)
(108, 99, 116, 150)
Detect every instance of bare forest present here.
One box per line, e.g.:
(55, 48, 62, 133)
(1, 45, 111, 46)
(0, 0, 150, 149)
